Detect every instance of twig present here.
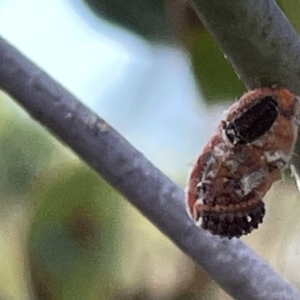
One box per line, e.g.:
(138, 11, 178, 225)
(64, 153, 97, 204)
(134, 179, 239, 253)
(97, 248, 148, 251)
(191, 0, 300, 93)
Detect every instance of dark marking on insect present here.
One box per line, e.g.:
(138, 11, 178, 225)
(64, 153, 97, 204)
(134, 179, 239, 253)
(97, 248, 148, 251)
(201, 200, 265, 239)
(223, 96, 278, 145)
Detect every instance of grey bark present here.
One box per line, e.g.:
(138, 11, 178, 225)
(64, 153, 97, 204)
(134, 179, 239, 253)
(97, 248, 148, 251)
(191, 0, 300, 93)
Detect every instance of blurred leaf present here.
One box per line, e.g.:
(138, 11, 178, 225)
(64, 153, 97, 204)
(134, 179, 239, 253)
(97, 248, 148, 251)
(28, 165, 121, 300)
(82, 0, 173, 40)
(277, 1, 300, 33)
(0, 94, 55, 199)
(188, 31, 245, 103)
(0, 123, 53, 196)
(165, 1, 245, 103)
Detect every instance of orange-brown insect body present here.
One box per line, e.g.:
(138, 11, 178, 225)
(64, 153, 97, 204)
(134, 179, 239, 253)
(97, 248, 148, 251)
(187, 88, 300, 238)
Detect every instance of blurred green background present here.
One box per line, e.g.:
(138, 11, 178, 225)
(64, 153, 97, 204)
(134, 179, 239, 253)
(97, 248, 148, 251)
(0, 0, 299, 299)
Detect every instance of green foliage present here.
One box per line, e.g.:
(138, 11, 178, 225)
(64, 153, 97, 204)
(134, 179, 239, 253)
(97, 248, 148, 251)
(277, 0, 300, 33)
(0, 93, 123, 299)
(0, 122, 52, 196)
(0, 96, 54, 199)
(83, 0, 171, 40)
(28, 166, 121, 300)
(186, 30, 245, 103)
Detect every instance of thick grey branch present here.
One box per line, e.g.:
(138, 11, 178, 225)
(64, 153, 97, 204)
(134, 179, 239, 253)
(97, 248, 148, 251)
(191, 0, 300, 93)
(0, 35, 298, 300)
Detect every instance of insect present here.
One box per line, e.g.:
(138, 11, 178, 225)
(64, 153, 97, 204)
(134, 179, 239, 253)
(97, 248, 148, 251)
(186, 87, 300, 238)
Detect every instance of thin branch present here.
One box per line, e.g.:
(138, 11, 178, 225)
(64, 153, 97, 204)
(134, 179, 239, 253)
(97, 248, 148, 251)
(190, 0, 300, 93)
(0, 35, 298, 300)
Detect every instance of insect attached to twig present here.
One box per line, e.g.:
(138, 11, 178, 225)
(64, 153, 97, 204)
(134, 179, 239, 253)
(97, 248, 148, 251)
(186, 87, 300, 238)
